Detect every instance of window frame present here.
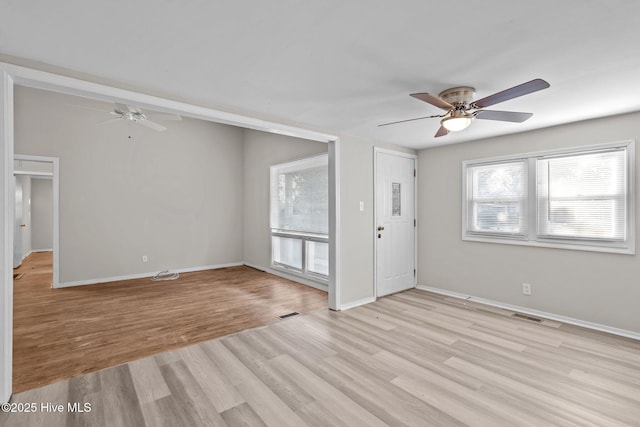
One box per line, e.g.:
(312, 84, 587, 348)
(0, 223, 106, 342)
(464, 158, 529, 240)
(270, 154, 329, 282)
(462, 140, 635, 255)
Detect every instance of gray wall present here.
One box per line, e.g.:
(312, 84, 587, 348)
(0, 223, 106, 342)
(30, 178, 53, 251)
(338, 135, 416, 305)
(242, 129, 328, 269)
(15, 87, 244, 284)
(418, 111, 640, 333)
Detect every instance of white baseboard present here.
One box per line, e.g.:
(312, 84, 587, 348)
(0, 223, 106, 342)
(339, 296, 376, 310)
(244, 262, 328, 292)
(58, 262, 244, 288)
(31, 248, 52, 253)
(20, 249, 32, 261)
(417, 285, 640, 341)
(244, 262, 267, 272)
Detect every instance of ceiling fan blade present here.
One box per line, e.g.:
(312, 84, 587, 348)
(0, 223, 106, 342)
(138, 119, 167, 132)
(473, 79, 550, 108)
(378, 114, 445, 127)
(475, 110, 533, 123)
(410, 93, 453, 110)
(147, 112, 182, 121)
(434, 126, 449, 138)
(114, 102, 131, 113)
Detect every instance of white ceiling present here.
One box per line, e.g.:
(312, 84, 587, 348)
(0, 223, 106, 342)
(2, 1, 639, 149)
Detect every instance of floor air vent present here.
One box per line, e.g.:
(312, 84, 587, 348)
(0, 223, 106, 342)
(512, 313, 542, 322)
(278, 312, 299, 319)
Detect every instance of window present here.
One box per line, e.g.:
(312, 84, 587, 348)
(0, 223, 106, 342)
(466, 160, 526, 237)
(270, 154, 328, 280)
(537, 149, 627, 241)
(463, 141, 634, 254)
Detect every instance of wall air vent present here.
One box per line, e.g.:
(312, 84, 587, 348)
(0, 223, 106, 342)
(278, 312, 300, 319)
(512, 313, 542, 322)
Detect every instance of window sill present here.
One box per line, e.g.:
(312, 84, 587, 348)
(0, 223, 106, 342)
(271, 230, 328, 242)
(270, 264, 329, 292)
(462, 234, 635, 255)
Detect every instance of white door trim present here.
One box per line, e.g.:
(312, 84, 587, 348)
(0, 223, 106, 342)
(14, 154, 60, 288)
(1, 69, 14, 404)
(0, 62, 341, 401)
(328, 139, 341, 310)
(373, 147, 417, 297)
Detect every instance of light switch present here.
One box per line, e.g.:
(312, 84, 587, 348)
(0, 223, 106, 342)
(359, 201, 364, 211)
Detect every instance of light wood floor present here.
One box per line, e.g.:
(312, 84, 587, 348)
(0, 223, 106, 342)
(4, 287, 640, 426)
(12, 252, 327, 393)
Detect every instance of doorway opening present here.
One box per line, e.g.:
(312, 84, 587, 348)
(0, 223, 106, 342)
(13, 155, 59, 288)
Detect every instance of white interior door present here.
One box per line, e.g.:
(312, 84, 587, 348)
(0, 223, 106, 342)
(375, 149, 416, 297)
(13, 175, 23, 268)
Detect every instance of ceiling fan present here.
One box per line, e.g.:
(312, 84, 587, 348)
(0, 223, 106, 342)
(379, 79, 550, 138)
(104, 103, 182, 132)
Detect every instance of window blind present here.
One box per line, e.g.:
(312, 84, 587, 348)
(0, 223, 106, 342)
(537, 148, 627, 241)
(270, 154, 328, 234)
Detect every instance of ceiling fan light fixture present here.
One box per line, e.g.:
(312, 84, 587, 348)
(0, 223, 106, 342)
(380, 79, 550, 138)
(441, 113, 472, 132)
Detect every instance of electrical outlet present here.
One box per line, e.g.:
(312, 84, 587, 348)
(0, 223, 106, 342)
(522, 283, 532, 295)
(142, 255, 148, 263)
(359, 201, 364, 211)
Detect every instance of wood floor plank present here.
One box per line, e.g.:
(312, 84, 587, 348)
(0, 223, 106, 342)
(321, 354, 465, 426)
(99, 365, 146, 427)
(66, 371, 102, 427)
(269, 354, 388, 427)
(222, 334, 316, 411)
(294, 322, 398, 383)
(13, 251, 327, 393)
(3, 287, 640, 427)
(444, 356, 621, 426)
(568, 369, 640, 403)
(139, 395, 197, 427)
(176, 344, 245, 412)
(204, 340, 309, 427)
(128, 357, 171, 405)
(220, 402, 268, 427)
(159, 360, 227, 426)
(359, 303, 460, 346)
(295, 401, 353, 427)
(0, 380, 69, 427)
(306, 311, 386, 355)
(450, 340, 640, 425)
(391, 373, 508, 427)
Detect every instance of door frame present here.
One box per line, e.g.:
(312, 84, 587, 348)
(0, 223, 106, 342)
(14, 154, 60, 287)
(1, 69, 13, 404)
(373, 147, 418, 297)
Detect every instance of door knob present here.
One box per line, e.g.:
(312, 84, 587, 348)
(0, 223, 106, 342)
(20, 224, 26, 228)
(377, 226, 385, 231)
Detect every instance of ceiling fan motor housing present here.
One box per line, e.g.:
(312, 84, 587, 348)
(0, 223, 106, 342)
(438, 86, 476, 106)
